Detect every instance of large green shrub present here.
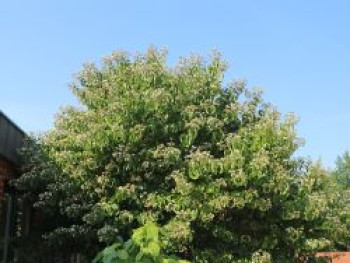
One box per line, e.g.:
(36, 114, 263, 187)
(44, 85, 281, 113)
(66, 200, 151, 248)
(15, 47, 349, 262)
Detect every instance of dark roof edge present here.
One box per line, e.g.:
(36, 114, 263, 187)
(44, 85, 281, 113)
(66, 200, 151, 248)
(0, 110, 26, 135)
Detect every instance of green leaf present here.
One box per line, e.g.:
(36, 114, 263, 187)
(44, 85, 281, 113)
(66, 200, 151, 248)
(145, 222, 159, 241)
(116, 249, 129, 260)
(144, 241, 160, 257)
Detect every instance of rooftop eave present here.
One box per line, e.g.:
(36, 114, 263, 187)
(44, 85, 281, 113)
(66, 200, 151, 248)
(0, 111, 25, 165)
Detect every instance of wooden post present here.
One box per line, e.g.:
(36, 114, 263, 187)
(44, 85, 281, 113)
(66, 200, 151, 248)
(2, 194, 14, 263)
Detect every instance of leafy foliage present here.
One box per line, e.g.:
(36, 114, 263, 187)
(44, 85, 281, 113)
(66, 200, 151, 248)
(93, 222, 189, 263)
(333, 151, 350, 189)
(14, 47, 350, 262)
(14, 137, 95, 260)
(329, 152, 350, 250)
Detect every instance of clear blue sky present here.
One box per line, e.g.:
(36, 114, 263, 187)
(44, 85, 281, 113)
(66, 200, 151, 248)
(1, 1, 350, 168)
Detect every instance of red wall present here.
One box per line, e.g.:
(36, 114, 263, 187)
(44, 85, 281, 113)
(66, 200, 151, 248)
(316, 252, 350, 262)
(0, 156, 16, 202)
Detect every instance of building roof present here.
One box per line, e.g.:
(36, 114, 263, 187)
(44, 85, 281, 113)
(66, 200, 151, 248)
(0, 111, 25, 165)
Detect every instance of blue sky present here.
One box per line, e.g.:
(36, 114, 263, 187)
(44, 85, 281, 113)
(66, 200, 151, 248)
(1, 1, 349, 167)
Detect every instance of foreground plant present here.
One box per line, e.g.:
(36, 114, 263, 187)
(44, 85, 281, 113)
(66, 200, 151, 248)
(93, 222, 189, 263)
(15, 47, 349, 262)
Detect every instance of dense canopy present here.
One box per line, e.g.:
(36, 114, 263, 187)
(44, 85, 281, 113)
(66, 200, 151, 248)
(15, 48, 349, 262)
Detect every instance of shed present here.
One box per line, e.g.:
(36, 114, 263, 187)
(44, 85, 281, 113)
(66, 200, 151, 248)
(0, 111, 25, 165)
(0, 111, 25, 263)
